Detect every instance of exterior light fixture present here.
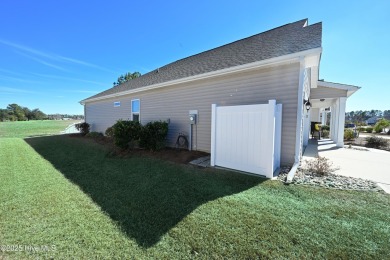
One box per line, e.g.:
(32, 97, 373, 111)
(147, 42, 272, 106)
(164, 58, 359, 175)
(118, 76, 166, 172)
(303, 99, 311, 112)
(320, 98, 325, 102)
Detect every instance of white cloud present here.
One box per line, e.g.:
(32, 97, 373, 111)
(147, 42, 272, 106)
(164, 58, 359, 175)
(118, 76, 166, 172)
(15, 51, 69, 72)
(0, 86, 37, 94)
(66, 90, 99, 94)
(31, 73, 107, 86)
(0, 39, 118, 73)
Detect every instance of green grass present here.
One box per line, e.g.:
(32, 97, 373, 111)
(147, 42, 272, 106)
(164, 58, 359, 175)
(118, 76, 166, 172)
(1, 136, 389, 259)
(0, 120, 80, 138)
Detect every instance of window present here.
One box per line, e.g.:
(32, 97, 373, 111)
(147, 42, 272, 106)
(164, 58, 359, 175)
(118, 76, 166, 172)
(114, 101, 120, 107)
(131, 99, 140, 122)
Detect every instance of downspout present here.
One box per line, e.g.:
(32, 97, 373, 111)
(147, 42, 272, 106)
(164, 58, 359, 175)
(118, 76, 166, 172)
(286, 58, 306, 183)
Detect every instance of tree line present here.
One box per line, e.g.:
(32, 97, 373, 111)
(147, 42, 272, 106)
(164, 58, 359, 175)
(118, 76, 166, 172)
(345, 110, 390, 123)
(0, 103, 84, 122)
(0, 104, 46, 122)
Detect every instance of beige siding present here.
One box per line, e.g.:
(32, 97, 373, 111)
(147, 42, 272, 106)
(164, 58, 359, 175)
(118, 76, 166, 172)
(85, 63, 300, 165)
(310, 86, 347, 99)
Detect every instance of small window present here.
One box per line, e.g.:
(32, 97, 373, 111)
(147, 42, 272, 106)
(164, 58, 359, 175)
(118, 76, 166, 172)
(131, 99, 140, 122)
(114, 101, 121, 107)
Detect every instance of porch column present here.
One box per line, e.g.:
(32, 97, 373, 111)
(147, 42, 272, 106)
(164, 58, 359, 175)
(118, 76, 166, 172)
(321, 110, 327, 125)
(334, 97, 347, 147)
(303, 109, 310, 146)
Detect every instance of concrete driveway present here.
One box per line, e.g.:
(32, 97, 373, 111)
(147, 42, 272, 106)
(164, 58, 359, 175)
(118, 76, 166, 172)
(304, 139, 390, 193)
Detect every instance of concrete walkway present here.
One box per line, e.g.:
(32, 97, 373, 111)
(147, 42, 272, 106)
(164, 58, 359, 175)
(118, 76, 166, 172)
(303, 138, 390, 193)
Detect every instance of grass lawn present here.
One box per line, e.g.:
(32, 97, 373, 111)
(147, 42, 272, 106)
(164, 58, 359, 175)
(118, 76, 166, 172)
(0, 120, 80, 138)
(0, 135, 389, 259)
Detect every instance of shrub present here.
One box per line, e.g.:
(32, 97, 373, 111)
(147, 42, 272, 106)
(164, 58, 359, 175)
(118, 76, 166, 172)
(365, 136, 388, 149)
(374, 119, 390, 134)
(105, 126, 114, 137)
(112, 120, 142, 149)
(321, 125, 330, 131)
(322, 129, 329, 138)
(365, 127, 373, 133)
(139, 121, 169, 151)
(344, 129, 354, 141)
(374, 125, 383, 134)
(75, 122, 90, 136)
(85, 131, 103, 138)
(357, 126, 365, 132)
(304, 156, 339, 176)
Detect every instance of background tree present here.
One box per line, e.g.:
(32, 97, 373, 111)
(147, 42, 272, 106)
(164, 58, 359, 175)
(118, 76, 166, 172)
(0, 109, 9, 121)
(113, 72, 141, 86)
(7, 104, 25, 121)
(23, 107, 32, 121)
(31, 108, 46, 120)
(383, 110, 390, 120)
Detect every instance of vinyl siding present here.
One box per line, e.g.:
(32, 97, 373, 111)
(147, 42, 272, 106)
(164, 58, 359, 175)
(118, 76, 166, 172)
(310, 85, 347, 99)
(85, 62, 300, 165)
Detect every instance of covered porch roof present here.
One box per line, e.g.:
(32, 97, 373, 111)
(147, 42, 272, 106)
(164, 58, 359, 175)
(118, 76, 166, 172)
(310, 80, 360, 109)
(306, 80, 360, 148)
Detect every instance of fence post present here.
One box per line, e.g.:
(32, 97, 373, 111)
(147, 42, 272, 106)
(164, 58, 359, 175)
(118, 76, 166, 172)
(210, 104, 217, 166)
(266, 100, 276, 178)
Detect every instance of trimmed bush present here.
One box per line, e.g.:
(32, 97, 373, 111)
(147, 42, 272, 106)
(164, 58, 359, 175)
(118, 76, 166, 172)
(366, 127, 373, 133)
(321, 125, 330, 131)
(304, 156, 339, 176)
(75, 122, 90, 136)
(322, 129, 329, 138)
(344, 128, 354, 141)
(374, 119, 390, 134)
(112, 120, 142, 149)
(105, 126, 114, 137)
(357, 126, 365, 132)
(139, 121, 169, 151)
(86, 131, 103, 138)
(365, 136, 388, 149)
(374, 125, 383, 134)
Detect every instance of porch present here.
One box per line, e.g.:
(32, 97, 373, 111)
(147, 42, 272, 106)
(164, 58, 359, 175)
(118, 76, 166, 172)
(302, 81, 360, 148)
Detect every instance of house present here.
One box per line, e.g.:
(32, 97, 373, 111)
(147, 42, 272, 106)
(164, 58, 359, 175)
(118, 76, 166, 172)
(80, 19, 359, 178)
(366, 116, 381, 126)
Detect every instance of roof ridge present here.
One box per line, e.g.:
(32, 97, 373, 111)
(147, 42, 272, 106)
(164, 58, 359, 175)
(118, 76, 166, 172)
(156, 19, 309, 72)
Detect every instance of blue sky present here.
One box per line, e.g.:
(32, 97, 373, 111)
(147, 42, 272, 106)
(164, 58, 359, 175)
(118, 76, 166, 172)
(0, 1, 389, 114)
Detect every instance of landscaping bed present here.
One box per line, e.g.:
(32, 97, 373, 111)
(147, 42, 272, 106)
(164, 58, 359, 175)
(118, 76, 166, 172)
(278, 167, 383, 192)
(69, 133, 209, 164)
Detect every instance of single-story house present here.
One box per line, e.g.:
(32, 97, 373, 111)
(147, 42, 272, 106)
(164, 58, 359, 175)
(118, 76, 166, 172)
(366, 116, 381, 126)
(81, 19, 359, 178)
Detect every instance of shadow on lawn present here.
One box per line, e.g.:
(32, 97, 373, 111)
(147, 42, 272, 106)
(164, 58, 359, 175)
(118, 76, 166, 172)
(25, 135, 264, 248)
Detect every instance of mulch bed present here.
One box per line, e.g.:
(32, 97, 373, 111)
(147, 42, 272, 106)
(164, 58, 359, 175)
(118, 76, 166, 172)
(344, 136, 390, 152)
(68, 133, 209, 164)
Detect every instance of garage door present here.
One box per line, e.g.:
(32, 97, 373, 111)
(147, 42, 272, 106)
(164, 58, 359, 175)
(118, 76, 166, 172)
(210, 100, 282, 178)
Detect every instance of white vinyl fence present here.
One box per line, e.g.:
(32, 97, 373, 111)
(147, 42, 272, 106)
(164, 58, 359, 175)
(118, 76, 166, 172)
(210, 100, 282, 178)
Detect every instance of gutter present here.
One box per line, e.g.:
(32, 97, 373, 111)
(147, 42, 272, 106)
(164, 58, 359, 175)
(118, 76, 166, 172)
(286, 162, 300, 183)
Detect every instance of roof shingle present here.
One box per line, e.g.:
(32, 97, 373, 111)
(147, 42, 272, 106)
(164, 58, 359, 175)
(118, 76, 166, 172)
(83, 19, 322, 102)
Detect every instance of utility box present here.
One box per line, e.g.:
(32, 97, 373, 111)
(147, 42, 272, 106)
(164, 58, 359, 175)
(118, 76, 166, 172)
(189, 114, 197, 124)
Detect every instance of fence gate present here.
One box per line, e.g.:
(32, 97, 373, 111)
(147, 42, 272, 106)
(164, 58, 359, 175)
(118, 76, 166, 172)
(210, 100, 282, 178)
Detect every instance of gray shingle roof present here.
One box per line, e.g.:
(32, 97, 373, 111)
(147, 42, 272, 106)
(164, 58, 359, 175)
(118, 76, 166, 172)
(83, 19, 322, 102)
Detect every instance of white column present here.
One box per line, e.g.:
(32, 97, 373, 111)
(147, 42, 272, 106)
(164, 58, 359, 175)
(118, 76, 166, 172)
(335, 97, 347, 147)
(330, 103, 336, 142)
(303, 108, 310, 146)
(321, 110, 327, 125)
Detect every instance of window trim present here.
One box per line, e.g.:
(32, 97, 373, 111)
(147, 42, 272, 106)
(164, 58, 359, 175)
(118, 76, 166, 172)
(131, 99, 140, 121)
